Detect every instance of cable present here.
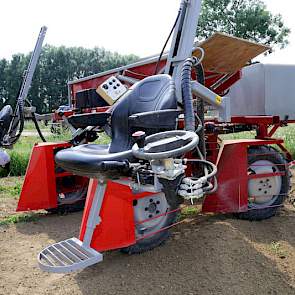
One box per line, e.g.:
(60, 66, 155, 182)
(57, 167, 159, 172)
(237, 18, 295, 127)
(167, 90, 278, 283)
(181, 57, 199, 131)
(185, 159, 217, 180)
(194, 61, 206, 157)
(154, 9, 181, 75)
(31, 112, 47, 142)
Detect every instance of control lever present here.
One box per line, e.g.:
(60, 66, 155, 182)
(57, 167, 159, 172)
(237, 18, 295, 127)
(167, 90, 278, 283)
(132, 131, 146, 149)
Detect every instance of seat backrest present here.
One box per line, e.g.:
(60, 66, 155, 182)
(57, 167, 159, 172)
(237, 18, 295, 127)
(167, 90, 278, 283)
(109, 74, 177, 153)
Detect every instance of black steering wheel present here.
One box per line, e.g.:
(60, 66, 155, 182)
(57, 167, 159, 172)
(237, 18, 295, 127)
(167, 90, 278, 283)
(132, 130, 199, 160)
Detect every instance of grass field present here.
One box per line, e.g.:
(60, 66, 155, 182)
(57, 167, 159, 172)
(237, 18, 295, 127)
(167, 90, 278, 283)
(0, 122, 71, 177)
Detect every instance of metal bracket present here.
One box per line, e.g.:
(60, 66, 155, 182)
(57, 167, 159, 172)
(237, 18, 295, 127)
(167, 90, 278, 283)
(218, 96, 231, 122)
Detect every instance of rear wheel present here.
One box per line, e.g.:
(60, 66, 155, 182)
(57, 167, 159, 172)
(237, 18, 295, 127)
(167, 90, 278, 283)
(46, 176, 88, 214)
(121, 177, 182, 254)
(237, 145, 290, 221)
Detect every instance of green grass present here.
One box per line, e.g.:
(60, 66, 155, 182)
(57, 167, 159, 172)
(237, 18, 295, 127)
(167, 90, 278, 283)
(180, 205, 200, 219)
(273, 125, 295, 157)
(0, 213, 39, 226)
(0, 180, 22, 197)
(269, 241, 287, 259)
(24, 120, 48, 130)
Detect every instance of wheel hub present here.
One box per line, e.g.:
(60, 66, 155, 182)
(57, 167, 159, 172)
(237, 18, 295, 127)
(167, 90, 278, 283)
(248, 160, 281, 207)
(147, 202, 157, 214)
(133, 193, 169, 236)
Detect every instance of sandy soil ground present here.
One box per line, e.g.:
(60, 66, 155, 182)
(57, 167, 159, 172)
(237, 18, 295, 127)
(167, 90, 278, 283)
(0, 180, 294, 295)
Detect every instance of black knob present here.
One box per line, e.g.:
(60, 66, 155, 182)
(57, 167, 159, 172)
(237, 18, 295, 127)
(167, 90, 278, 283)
(102, 84, 108, 90)
(132, 131, 146, 149)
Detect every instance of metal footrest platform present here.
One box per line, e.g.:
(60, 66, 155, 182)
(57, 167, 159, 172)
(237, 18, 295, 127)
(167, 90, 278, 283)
(38, 237, 103, 273)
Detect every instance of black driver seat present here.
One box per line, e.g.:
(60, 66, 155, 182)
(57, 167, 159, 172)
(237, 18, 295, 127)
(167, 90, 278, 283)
(55, 75, 177, 178)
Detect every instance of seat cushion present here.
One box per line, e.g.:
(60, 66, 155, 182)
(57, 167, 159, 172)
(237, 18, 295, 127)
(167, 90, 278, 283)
(55, 144, 133, 179)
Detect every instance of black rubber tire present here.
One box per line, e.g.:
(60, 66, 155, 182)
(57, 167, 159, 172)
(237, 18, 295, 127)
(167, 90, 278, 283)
(46, 199, 86, 214)
(46, 185, 88, 214)
(237, 145, 290, 221)
(120, 177, 182, 254)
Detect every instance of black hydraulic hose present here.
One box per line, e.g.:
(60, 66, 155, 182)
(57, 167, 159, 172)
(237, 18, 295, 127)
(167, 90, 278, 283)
(6, 97, 25, 146)
(154, 10, 181, 75)
(195, 63, 206, 158)
(181, 57, 196, 132)
(32, 112, 47, 142)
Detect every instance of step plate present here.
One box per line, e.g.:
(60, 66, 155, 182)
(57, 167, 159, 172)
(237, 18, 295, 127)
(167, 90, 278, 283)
(38, 237, 103, 273)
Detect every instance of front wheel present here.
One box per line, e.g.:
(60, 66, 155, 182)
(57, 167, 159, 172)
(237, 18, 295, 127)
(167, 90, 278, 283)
(237, 145, 290, 221)
(121, 177, 182, 254)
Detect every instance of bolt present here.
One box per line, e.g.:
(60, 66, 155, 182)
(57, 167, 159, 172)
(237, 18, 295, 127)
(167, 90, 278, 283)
(156, 201, 160, 204)
(156, 210, 160, 214)
(150, 199, 153, 202)
(149, 214, 153, 218)
(145, 207, 148, 211)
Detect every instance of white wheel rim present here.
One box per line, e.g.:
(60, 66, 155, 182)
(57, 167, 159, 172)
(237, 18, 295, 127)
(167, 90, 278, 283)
(248, 160, 282, 208)
(133, 192, 170, 238)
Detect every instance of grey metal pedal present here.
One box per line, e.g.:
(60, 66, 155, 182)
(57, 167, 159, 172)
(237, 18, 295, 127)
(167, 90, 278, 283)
(38, 237, 103, 273)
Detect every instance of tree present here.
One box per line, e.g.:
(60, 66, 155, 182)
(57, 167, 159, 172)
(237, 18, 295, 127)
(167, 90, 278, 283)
(2, 54, 28, 107)
(0, 46, 138, 113)
(0, 59, 8, 104)
(197, 0, 290, 49)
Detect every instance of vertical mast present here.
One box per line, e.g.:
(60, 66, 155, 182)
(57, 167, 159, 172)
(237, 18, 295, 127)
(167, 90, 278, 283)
(165, 0, 202, 101)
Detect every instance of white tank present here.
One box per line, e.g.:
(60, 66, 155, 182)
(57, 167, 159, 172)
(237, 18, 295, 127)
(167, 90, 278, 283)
(229, 63, 295, 120)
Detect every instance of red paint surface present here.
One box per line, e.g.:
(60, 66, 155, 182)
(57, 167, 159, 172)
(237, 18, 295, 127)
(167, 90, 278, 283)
(17, 142, 70, 211)
(79, 180, 156, 252)
(202, 139, 283, 213)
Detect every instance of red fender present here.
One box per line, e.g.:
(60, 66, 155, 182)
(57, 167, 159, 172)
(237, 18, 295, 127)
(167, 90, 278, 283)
(79, 179, 155, 252)
(202, 139, 283, 213)
(17, 142, 70, 211)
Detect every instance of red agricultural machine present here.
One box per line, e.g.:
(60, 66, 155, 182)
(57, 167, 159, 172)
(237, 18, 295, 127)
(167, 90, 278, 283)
(11, 0, 294, 273)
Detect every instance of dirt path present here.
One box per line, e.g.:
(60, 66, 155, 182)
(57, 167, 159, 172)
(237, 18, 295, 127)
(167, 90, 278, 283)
(0, 180, 295, 294)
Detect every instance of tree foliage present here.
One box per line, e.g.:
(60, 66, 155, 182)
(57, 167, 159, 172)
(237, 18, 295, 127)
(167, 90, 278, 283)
(0, 46, 137, 113)
(197, 0, 290, 49)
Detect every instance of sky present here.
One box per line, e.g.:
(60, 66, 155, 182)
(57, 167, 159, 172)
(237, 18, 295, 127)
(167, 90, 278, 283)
(0, 0, 295, 64)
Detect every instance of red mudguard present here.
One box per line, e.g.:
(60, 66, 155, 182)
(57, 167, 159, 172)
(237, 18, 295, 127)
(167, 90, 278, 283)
(202, 139, 283, 213)
(17, 142, 70, 211)
(79, 179, 155, 252)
